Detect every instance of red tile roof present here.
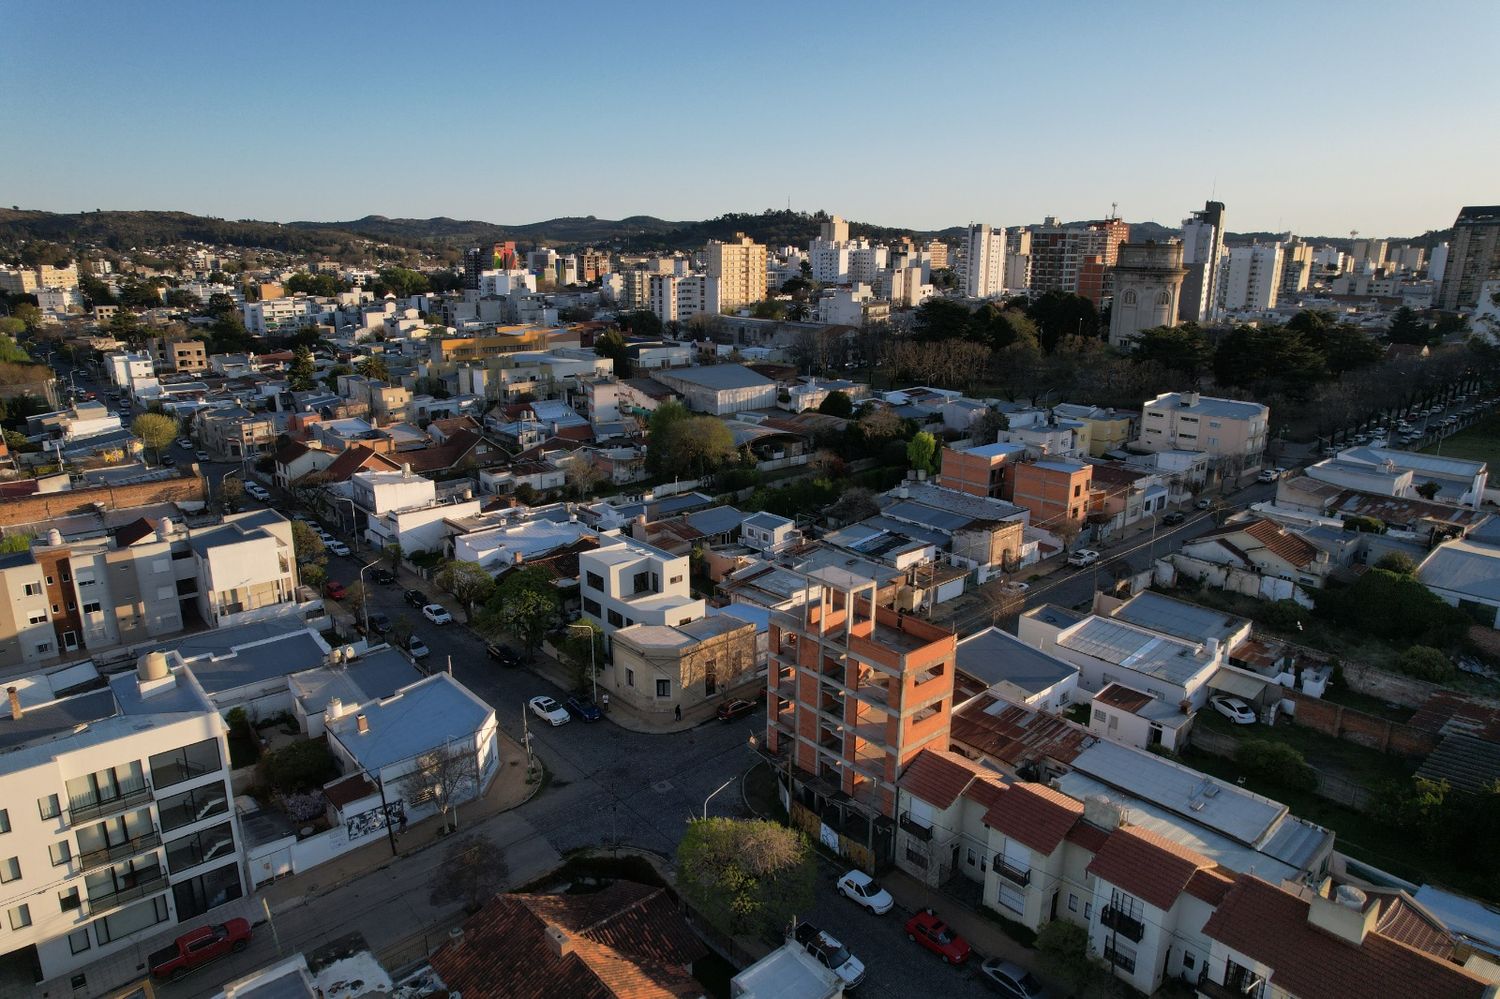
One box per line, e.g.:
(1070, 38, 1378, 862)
(983, 783, 1084, 856)
(1093, 683, 1155, 715)
(1064, 821, 1111, 853)
(1193, 517, 1321, 570)
(1201, 875, 1488, 999)
(319, 443, 401, 483)
(275, 439, 313, 465)
(429, 882, 707, 999)
(898, 749, 993, 810)
(1184, 867, 1235, 906)
(1374, 894, 1456, 961)
(1085, 825, 1215, 911)
(948, 695, 1089, 767)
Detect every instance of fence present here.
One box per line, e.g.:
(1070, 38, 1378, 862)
(1285, 690, 1439, 758)
(1189, 724, 1373, 812)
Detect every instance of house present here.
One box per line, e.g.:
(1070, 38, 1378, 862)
(731, 942, 843, 999)
(880, 481, 1031, 581)
(577, 536, 703, 650)
(1053, 403, 1138, 457)
(273, 439, 336, 491)
(1308, 446, 1489, 509)
(741, 511, 798, 552)
(1417, 536, 1500, 629)
(1173, 517, 1335, 593)
(606, 615, 759, 725)
(955, 627, 1078, 712)
(939, 441, 1028, 499)
(649, 364, 777, 415)
(427, 881, 709, 999)
(1010, 458, 1094, 533)
(1087, 682, 1194, 752)
(1135, 391, 1269, 480)
(197, 406, 276, 461)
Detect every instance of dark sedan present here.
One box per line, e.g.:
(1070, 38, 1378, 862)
(370, 568, 397, 585)
(565, 696, 603, 722)
(403, 588, 427, 608)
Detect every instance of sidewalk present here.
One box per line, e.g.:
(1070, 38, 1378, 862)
(526, 648, 725, 734)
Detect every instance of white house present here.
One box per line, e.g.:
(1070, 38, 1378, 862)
(578, 536, 703, 651)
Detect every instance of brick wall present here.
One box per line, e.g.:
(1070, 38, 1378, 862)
(0, 473, 207, 530)
(1286, 689, 1439, 758)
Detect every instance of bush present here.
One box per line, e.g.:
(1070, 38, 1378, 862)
(1034, 921, 1106, 995)
(1397, 645, 1455, 683)
(1235, 739, 1318, 792)
(1342, 515, 1387, 534)
(1257, 598, 1308, 633)
(1374, 552, 1417, 575)
(260, 739, 338, 794)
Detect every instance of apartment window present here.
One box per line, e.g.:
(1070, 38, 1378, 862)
(36, 642, 51, 654)
(631, 570, 651, 594)
(8, 904, 30, 930)
(0, 857, 19, 883)
(38, 794, 60, 820)
(68, 929, 91, 955)
(94, 895, 169, 944)
(582, 597, 600, 616)
(49, 841, 71, 866)
(157, 784, 228, 833)
(59, 887, 81, 912)
(625, 668, 634, 687)
(655, 679, 670, 698)
(27, 611, 47, 625)
(1182, 952, 1197, 971)
(1068, 893, 1079, 912)
(0, 809, 8, 834)
(46, 575, 55, 586)
(585, 571, 604, 591)
(165, 822, 235, 875)
(23, 582, 41, 596)
(149, 739, 221, 790)
(171, 863, 243, 921)
(83, 601, 101, 614)
(1073, 484, 1081, 497)
(607, 610, 623, 628)
(669, 575, 683, 585)
(1084, 901, 1092, 919)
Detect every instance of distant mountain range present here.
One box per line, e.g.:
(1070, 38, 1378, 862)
(0, 207, 1449, 261)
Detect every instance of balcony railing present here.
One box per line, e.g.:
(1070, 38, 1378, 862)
(78, 831, 161, 873)
(1102, 944, 1136, 974)
(1100, 905, 1145, 942)
(68, 781, 152, 825)
(898, 812, 933, 842)
(85, 871, 167, 916)
(994, 857, 1031, 886)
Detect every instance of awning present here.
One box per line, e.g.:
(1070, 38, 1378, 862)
(1208, 668, 1274, 700)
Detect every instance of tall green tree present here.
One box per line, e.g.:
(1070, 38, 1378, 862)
(356, 355, 390, 381)
(288, 345, 317, 392)
(1027, 291, 1099, 351)
(906, 430, 937, 474)
(817, 390, 854, 418)
(1130, 325, 1210, 379)
(435, 560, 496, 623)
(131, 412, 179, 463)
(622, 310, 663, 338)
(1387, 306, 1434, 346)
(676, 818, 815, 939)
(374, 267, 428, 298)
(479, 566, 560, 657)
(593, 329, 633, 378)
(652, 415, 737, 479)
(911, 299, 972, 342)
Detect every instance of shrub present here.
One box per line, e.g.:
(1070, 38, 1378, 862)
(1374, 552, 1417, 575)
(1397, 645, 1455, 683)
(1257, 598, 1308, 633)
(260, 739, 338, 794)
(1035, 921, 1106, 994)
(1342, 515, 1387, 534)
(1236, 739, 1318, 792)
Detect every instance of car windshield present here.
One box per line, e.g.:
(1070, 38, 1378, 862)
(1019, 972, 1041, 992)
(825, 946, 851, 967)
(864, 880, 882, 894)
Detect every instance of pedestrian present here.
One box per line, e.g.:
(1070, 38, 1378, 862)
(601, 691, 610, 710)
(674, 704, 682, 722)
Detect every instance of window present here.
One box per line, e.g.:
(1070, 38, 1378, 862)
(0, 809, 8, 834)
(966, 848, 976, 867)
(59, 887, 80, 912)
(165, 822, 235, 874)
(148, 739, 221, 789)
(1182, 952, 1196, 970)
(94, 895, 169, 944)
(669, 575, 683, 585)
(49, 841, 71, 866)
(23, 582, 41, 596)
(585, 571, 603, 591)
(46, 575, 54, 586)
(36, 642, 50, 654)
(582, 597, 601, 616)
(1084, 901, 1092, 920)
(27, 611, 47, 625)
(607, 609, 623, 627)
(625, 668, 635, 687)
(171, 863, 243, 921)
(1073, 484, 1081, 497)
(1068, 893, 1079, 912)
(38, 794, 60, 820)
(0, 857, 18, 882)
(157, 784, 228, 833)
(83, 601, 101, 614)
(68, 928, 91, 955)
(8, 904, 30, 930)
(655, 679, 670, 698)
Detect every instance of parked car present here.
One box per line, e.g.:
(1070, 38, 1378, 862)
(1257, 469, 1279, 483)
(904, 909, 972, 965)
(405, 635, 430, 661)
(978, 958, 1050, 998)
(793, 922, 866, 989)
(160, 455, 176, 467)
(403, 588, 427, 608)
(323, 580, 347, 600)
(327, 541, 351, 557)
(1066, 549, 1100, 567)
(371, 568, 397, 585)
(714, 698, 756, 722)
(1195, 498, 1213, 509)
(422, 603, 453, 625)
(837, 870, 894, 915)
(177, 438, 193, 450)
(1210, 694, 1257, 725)
(244, 482, 269, 501)
(365, 612, 391, 635)
(1161, 511, 1186, 526)
(529, 695, 570, 726)
(487, 643, 521, 667)
(1000, 580, 1030, 594)
(564, 695, 603, 722)
(150, 919, 252, 981)
(195, 450, 210, 462)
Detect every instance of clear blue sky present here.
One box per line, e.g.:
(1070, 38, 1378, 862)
(3, 0, 1495, 238)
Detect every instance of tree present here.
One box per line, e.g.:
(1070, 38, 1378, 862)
(479, 566, 560, 657)
(286, 272, 348, 297)
(1236, 739, 1317, 792)
(12, 303, 42, 334)
(969, 408, 1009, 444)
(1130, 325, 1210, 379)
(1397, 646, 1455, 683)
(622, 310, 663, 338)
(299, 562, 327, 589)
(1388, 307, 1434, 346)
(429, 833, 509, 913)
(817, 390, 854, 418)
(137, 412, 185, 468)
(564, 454, 606, 498)
(826, 487, 879, 525)
(1415, 480, 1442, 500)
(398, 742, 479, 834)
(857, 406, 903, 440)
(910, 299, 973, 342)
(1320, 325, 1386, 376)
(292, 522, 327, 565)
(384, 541, 404, 570)
(218, 477, 244, 512)
(0, 334, 30, 364)
(676, 817, 815, 939)
(375, 267, 429, 298)
(593, 329, 633, 378)
(1035, 920, 1106, 995)
(1374, 552, 1417, 575)
(288, 345, 317, 392)
(1315, 567, 1469, 648)
(556, 619, 604, 693)
(1027, 291, 1098, 351)
(356, 355, 390, 381)
(435, 560, 496, 623)
(651, 415, 737, 480)
(906, 431, 937, 474)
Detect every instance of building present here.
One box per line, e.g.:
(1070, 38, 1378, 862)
(650, 364, 777, 415)
(147, 337, 209, 374)
(956, 627, 1077, 712)
(706, 233, 767, 312)
(1136, 392, 1269, 477)
(197, 407, 276, 461)
(939, 442, 1028, 499)
(959, 224, 1005, 299)
(766, 570, 957, 862)
(1107, 242, 1186, 348)
(185, 510, 300, 629)
(1220, 243, 1284, 312)
(1438, 205, 1500, 311)
(1027, 217, 1129, 304)
(1176, 518, 1335, 591)
(0, 651, 245, 985)
(578, 536, 702, 651)
(607, 615, 759, 722)
(1010, 458, 1093, 531)
(1178, 201, 1226, 322)
(1281, 237, 1313, 296)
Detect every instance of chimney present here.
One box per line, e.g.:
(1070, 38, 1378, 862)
(513, 550, 524, 565)
(6, 687, 20, 721)
(356, 713, 369, 735)
(544, 925, 573, 959)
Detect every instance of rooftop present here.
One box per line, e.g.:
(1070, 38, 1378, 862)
(652, 364, 775, 390)
(956, 627, 1077, 697)
(1417, 538, 1500, 602)
(174, 621, 331, 694)
(327, 672, 493, 774)
(1106, 590, 1248, 645)
(1058, 617, 1215, 687)
(288, 647, 424, 717)
(1147, 392, 1267, 420)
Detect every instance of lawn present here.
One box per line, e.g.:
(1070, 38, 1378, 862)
(1196, 709, 1413, 789)
(1421, 414, 1500, 469)
(1320, 684, 1415, 723)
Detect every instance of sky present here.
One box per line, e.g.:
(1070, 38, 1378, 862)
(2, 0, 1496, 239)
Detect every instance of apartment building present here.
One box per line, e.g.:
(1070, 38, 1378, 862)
(186, 511, 299, 629)
(1027, 217, 1129, 304)
(1178, 201, 1226, 322)
(959, 224, 1005, 299)
(0, 652, 244, 986)
(36, 263, 80, 289)
(1136, 392, 1268, 475)
(939, 442, 1028, 499)
(197, 407, 276, 461)
(242, 296, 321, 335)
(147, 337, 209, 374)
(607, 615, 758, 724)
(705, 233, 767, 312)
(577, 536, 703, 651)
(766, 570, 957, 863)
(1010, 458, 1093, 530)
(1219, 243, 1285, 312)
(105, 351, 154, 393)
(647, 273, 720, 326)
(426, 327, 556, 364)
(351, 467, 482, 556)
(337, 374, 410, 426)
(1437, 205, 1500, 311)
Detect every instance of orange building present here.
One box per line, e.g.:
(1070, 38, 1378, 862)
(1010, 458, 1093, 531)
(938, 441, 1028, 499)
(766, 571, 956, 861)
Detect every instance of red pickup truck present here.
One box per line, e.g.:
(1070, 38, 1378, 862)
(149, 919, 252, 980)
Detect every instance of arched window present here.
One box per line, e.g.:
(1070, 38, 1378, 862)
(1122, 290, 1137, 306)
(1156, 290, 1171, 307)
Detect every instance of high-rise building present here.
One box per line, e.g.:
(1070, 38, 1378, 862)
(820, 215, 849, 243)
(1178, 201, 1226, 322)
(578, 248, 609, 284)
(1108, 242, 1186, 348)
(464, 243, 518, 289)
(1350, 238, 1388, 271)
(1026, 216, 1128, 304)
(926, 239, 949, 270)
(1438, 206, 1500, 311)
(959, 224, 1005, 299)
(1430, 242, 1450, 285)
(1004, 227, 1031, 291)
(1219, 243, 1284, 313)
(705, 233, 767, 313)
(1279, 237, 1312, 296)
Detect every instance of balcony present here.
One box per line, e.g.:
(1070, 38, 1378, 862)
(1101, 944, 1136, 974)
(1100, 905, 1145, 942)
(898, 811, 933, 842)
(85, 871, 168, 916)
(994, 857, 1031, 886)
(68, 781, 152, 825)
(78, 831, 161, 873)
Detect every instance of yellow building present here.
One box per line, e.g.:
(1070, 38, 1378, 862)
(706, 233, 767, 312)
(429, 326, 556, 363)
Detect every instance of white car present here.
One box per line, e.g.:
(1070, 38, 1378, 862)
(1210, 694, 1257, 725)
(837, 870, 894, 915)
(195, 450, 210, 462)
(1257, 469, 1278, 483)
(999, 580, 1030, 595)
(327, 541, 351, 557)
(177, 438, 193, 450)
(422, 604, 453, 625)
(529, 696, 570, 726)
(1066, 549, 1100, 567)
(244, 483, 269, 501)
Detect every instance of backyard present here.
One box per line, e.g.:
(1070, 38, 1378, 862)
(1422, 414, 1500, 469)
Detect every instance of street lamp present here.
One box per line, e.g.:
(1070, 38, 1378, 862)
(567, 621, 597, 702)
(334, 496, 360, 552)
(702, 777, 736, 820)
(358, 557, 380, 636)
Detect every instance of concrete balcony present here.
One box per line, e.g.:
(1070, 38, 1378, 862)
(78, 831, 161, 874)
(68, 780, 152, 826)
(85, 870, 167, 917)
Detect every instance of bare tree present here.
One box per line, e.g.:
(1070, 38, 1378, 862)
(398, 741, 479, 834)
(429, 833, 509, 913)
(564, 453, 606, 498)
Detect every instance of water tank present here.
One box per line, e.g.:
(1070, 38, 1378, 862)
(47, 529, 63, 546)
(157, 517, 174, 541)
(1334, 884, 1368, 910)
(325, 697, 343, 721)
(137, 650, 170, 681)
